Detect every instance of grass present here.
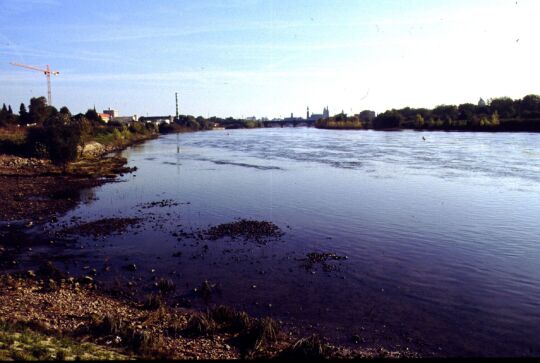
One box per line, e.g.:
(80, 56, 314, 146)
(183, 313, 216, 337)
(90, 314, 162, 356)
(156, 278, 176, 294)
(0, 320, 129, 360)
(195, 280, 220, 302)
(239, 317, 279, 352)
(0, 127, 28, 156)
(93, 126, 154, 149)
(210, 305, 253, 333)
(180, 305, 280, 356)
(0, 127, 27, 143)
(91, 314, 127, 337)
(142, 293, 163, 310)
(278, 334, 332, 359)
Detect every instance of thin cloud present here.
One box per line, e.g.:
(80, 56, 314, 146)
(0, 0, 60, 16)
(1, 67, 344, 85)
(0, 44, 141, 66)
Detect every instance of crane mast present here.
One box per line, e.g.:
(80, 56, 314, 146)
(10, 62, 60, 106)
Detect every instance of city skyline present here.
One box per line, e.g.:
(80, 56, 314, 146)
(1, 0, 540, 118)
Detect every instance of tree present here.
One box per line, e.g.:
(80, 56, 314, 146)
(0, 104, 6, 127)
(85, 108, 100, 123)
(59, 106, 72, 117)
(491, 111, 500, 126)
(28, 97, 50, 125)
(44, 113, 81, 170)
(415, 114, 425, 128)
(6, 105, 16, 124)
(359, 110, 376, 124)
(432, 105, 458, 122)
(373, 110, 403, 129)
(72, 116, 93, 155)
(520, 94, 540, 118)
(458, 103, 477, 121)
(19, 103, 29, 126)
(489, 97, 515, 118)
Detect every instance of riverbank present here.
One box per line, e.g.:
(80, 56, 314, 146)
(0, 132, 155, 222)
(0, 273, 410, 360)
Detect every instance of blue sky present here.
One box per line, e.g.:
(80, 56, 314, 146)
(1, 0, 539, 118)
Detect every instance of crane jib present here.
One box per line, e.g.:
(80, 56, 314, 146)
(10, 62, 60, 106)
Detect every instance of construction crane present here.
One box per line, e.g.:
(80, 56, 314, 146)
(10, 62, 60, 106)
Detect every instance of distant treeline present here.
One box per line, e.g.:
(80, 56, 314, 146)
(159, 115, 261, 133)
(315, 95, 540, 131)
(0, 97, 156, 167)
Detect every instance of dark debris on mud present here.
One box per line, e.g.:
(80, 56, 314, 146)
(205, 219, 284, 245)
(136, 199, 190, 209)
(299, 252, 348, 272)
(170, 219, 284, 245)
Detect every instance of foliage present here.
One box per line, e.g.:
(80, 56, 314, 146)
(18, 103, 29, 126)
(172, 114, 262, 131)
(314, 94, 540, 131)
(278, 334, 332, 359)
(85, 108, 100, 123)
(0, 127, 27, 155)
(0, 97, 155, 168)
(373, 110, 403, 129)
(315, 114, 364, 129)
(345, 94, 540, 131)
(0, 320, 129, 361)
(29, 97, 55, 125)
(0, 104, 15, 126)
(43, 113, 81, 167)
(59, 106, 72, 117)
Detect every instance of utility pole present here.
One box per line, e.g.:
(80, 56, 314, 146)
(175, 92, 180, 153)
(175, 92, 179, 119)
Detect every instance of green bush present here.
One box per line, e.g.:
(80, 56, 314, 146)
(44, 115, 81, 167)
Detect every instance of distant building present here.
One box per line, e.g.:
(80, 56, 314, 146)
(103, 108, 119, 119)
(245, 116, 257, 121)
(98, 113, 111, 123)
(478, 98, 487, 107)
(306, 106, 330, 121)
(283, 112, 303, 122)
(139, 115, 173, 124)
(114, 116, 137, 124)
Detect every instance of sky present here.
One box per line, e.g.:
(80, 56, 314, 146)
(1, 0, 539, 119)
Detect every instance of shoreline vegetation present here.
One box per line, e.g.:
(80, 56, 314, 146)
(314, 95, 540, 131)
(0, 96, 158, 222)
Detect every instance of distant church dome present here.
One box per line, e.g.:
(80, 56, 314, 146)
(478, 98, 486, 107)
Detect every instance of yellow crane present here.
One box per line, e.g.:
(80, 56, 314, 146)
(10, 62, 60, 106)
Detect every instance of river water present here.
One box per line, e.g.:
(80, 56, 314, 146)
(41, 128, 540, 356)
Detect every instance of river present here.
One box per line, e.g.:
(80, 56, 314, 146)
(33, 128, 540, 356)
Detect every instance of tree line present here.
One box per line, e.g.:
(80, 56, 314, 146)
(0, 97, 156, 168)
(158, 115, 262, 133)
(316, 95, 540, 131)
